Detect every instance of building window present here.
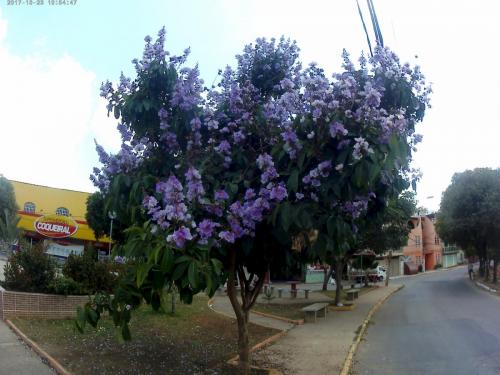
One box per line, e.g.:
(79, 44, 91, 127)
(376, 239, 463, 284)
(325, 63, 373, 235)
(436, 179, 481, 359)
(415, 235, 421, 246)
(24, 202, 36, 213)
(435, 236, 440, 245)
(56, 207, 69, 216)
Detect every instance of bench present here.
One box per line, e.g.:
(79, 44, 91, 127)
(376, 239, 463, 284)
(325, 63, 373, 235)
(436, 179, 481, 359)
(301, 302, 329, 323)
(344, 289, 359, 301)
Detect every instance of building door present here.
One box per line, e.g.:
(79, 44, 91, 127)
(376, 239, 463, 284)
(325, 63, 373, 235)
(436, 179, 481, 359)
(425, 253, 434, 271)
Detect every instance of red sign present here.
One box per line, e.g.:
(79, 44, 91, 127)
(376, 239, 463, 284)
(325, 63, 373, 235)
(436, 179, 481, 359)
(34, 214, 78, 239)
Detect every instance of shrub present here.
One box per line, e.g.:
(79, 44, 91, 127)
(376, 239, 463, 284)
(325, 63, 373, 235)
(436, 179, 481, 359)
(3, 244, 56, 293)
(434, 263, 443, 270)
(418, 264, 423, 273)
(63, 249, 123, 293)
(48, 276, 87, 295)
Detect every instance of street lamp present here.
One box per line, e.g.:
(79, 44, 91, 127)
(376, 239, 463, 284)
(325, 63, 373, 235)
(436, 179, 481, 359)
(108, 211, 117, 253)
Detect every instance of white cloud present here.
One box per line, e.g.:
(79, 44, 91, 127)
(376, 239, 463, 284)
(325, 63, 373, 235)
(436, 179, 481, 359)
(0, 9, 119, 193)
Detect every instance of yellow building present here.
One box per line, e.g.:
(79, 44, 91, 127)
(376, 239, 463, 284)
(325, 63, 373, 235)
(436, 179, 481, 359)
(10, 180, 111, 258)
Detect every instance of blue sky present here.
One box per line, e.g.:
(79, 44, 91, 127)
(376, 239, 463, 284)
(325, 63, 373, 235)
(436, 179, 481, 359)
(1, 0, 499, 211)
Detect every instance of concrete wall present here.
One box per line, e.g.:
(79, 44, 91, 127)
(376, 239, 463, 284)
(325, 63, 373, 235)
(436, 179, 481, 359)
(0, 289, 88, 319)
(378, 256, 403, 277)
(443, 253, 458, 268)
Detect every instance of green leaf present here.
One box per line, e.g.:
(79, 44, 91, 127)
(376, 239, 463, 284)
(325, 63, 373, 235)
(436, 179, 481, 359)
(87, 309, 99, 328)
(136, 263, 152, 287)
(353, 164, 366, 188)
(299, 208, 312, 229)
(280, 202, 292, 231)
(172, 261, 189, 280)
(287, 169, 299, 193)
(153, 244, 163, 264)
(121, 324, 131, 341)
(327, 216, 336, 237)
(174, 255, 192, 264)
(75, 307, 86, 333)
(205, 273, 214, 295)
(228, 183, 238, 195)
(188, 262, 198, 288)
(210, 258, 223, 275)
(161, 248, 174, 272)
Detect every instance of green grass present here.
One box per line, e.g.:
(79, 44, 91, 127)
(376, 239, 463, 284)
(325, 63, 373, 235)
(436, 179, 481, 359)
(13, 294, 279, 375)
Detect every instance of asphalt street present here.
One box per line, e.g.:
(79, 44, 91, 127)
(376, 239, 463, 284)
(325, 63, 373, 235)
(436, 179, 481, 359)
(354, 267, 500, 375)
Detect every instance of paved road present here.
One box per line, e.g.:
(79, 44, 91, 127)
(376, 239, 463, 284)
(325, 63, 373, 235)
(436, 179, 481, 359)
(354, 267, 500, 375)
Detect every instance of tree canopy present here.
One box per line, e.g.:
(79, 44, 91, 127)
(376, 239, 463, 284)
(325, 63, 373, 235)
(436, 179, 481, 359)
(358, 190, 417, 254)
(436, 168, 500, 277)
(0, 176, 19, 246)
(81, 28, 429, 373)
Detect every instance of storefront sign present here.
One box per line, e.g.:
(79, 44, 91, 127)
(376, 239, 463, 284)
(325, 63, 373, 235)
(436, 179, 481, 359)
(46, 242, 84, 258)
(34, 214, 78, 238)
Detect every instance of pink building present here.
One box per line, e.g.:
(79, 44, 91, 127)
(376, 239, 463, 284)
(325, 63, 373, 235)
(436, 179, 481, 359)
(402, 214, 443, 271)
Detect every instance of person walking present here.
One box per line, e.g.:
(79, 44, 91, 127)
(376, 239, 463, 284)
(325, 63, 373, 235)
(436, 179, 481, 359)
(468, 262, 474, 280)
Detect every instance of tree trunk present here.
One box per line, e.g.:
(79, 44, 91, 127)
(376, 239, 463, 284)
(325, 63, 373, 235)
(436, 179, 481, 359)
(171, 289, 176, 314)
(493, 257, 498, 284)
(385, 251, 392, 287)
(226, 250, 266, 375)
(334, 259, 343, 306)
(479, 257, 485, 277)
(322, 265, 334, 291)
(484, 256, 490, 282)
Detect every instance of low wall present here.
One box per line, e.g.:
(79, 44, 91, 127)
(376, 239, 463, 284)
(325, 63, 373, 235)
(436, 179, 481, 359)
(0, 288, 88, 320)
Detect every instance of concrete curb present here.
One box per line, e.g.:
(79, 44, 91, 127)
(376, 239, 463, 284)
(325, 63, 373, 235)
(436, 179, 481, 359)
(339, 285, 405, 375)
(226, 330, 288, 365)
(390, 265, 465, 280)
(251, 309, 304, 325)
(475, 281, 497, 293)
(5, 319, 72, 375)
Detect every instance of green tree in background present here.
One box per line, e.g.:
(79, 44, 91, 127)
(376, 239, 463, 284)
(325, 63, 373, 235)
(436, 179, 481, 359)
(0, 176, 20, 249)
(437, 168, 500, 282)
(358, 191, 416, 285)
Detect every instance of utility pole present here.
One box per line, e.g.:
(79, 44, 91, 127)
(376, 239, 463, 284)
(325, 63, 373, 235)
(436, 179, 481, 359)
(108, 211, 117, 254)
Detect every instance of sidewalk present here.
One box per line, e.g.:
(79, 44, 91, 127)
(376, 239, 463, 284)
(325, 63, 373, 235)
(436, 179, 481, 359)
(214, 284, 402, 374)
(0, 320, 53, 375)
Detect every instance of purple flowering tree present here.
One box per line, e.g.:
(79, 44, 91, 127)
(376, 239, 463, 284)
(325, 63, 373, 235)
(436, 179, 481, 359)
(284, 49, 430, 304)
(80, 28, 430, 374)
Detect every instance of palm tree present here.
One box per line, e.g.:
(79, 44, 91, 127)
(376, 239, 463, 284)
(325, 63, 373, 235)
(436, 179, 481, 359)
(0, 208, 20, 253)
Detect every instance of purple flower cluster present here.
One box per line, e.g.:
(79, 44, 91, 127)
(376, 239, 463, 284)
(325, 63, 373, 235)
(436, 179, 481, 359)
(329, 122, 348, 138)
(171, 67, 204, 111)
(281, 128, 302, 159)
(302, 161, 332, 188)
(215, 140, 232, 168)
(257, 153, 278, 184)
(185, 167, 205, 202)
(352, 137, 373, 160)
(342, 199, 369, 220)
